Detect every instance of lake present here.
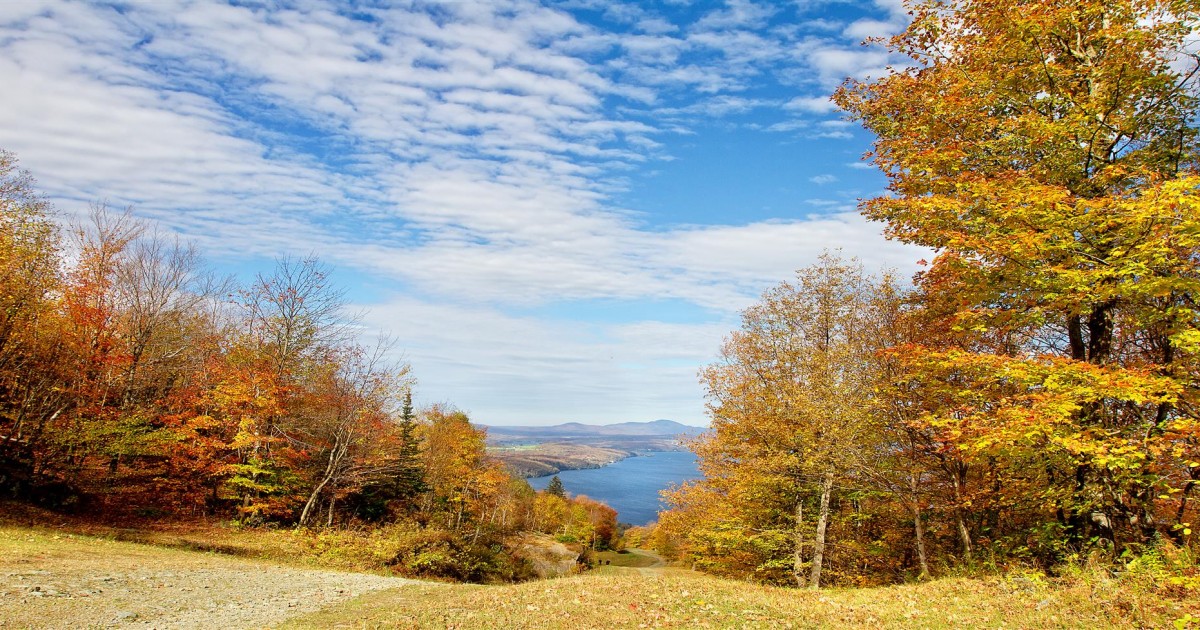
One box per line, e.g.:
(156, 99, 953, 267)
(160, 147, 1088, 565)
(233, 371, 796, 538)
(527, 451, 700, 526)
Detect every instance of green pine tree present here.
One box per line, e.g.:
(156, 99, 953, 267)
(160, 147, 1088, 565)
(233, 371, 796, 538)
(546, 475, 566, 499)
(391, 390, 426, 503)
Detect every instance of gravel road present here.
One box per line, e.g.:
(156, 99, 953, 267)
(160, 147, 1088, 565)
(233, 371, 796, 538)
(0, 532, 422, 629)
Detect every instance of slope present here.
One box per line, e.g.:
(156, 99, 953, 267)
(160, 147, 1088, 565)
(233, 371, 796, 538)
(1, 525, 1191, 629)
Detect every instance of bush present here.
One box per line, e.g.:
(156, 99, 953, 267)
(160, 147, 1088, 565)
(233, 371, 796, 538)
(385, 527, 535, 583)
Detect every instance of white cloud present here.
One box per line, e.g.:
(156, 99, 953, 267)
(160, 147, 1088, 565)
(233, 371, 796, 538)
(766, 119, 810, 133)
(357, 296, 725, 424)
(784, 95, 838, 114)
(693, 0, 778, 31)
(806, 46, 893, 83)
(0, 0, 924, 425)
(843, 18, 899, 42)
(809, 174, 838, 184)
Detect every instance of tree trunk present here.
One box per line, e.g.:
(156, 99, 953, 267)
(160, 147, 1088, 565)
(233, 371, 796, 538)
(955, 513, 972, 558)
(1068, 314, 1086, 361)
(1087, 301, 1115, 363)
(950, 467, 973, 558)
(910, 472, 929, 579)
(299, 436, 349, 527)
(792, 499, 807, 588)
(299, 474, 332, 527)
(809, 472, 834, 589)
(1169, 476, 1197, 544)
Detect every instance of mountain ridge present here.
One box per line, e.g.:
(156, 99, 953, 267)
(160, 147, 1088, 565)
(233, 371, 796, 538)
(478, 419, 707, 438)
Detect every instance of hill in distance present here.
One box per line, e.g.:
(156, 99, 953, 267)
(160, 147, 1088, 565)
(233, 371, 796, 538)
(478, 419, 707, 439)
(478, 420, 707, 478)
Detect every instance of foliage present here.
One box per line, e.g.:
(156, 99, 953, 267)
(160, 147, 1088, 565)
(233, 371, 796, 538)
(663, 0, 1200, 590)
(833, 0, 1200, 560)
(664, 255, 917, 586)
(0, 148, 623, 585)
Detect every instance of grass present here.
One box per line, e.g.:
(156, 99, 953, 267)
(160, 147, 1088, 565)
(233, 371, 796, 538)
(595, 549, 661, 568)
(281, 567, 1197, 629)
(0, 501, 406, 574)
(3, 508, 1196, 629)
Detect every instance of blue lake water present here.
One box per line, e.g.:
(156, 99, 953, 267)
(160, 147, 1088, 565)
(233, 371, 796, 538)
(527, 451, 700, 526)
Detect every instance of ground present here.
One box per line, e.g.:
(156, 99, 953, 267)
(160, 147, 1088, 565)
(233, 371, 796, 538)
(0, 527, 421, 628)
(1, 524, 1194, 629)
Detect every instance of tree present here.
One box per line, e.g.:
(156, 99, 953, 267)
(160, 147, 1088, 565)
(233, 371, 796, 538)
(835, 0, 1200, 554)
(296, 341, 412, 527)
(546, 475, 566, 499)
(678, 254, 902, 587)
(419, 405, 511, 537)
(223, 256, 356, 520)
(0, 150, 64, 501)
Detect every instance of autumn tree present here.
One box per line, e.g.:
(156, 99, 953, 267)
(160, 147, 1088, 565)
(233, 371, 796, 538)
(345, 388, 427, 521)
(676, 255, 903, 587)
(219, 256, 357, 519)
(419, 405, 513, 537)
(295, 341, 412, 527)
(532, 490, 569, 534)
(569, 495, 619, 552)
(0, 151, 64, 502)
(835, 0, 1200, 555)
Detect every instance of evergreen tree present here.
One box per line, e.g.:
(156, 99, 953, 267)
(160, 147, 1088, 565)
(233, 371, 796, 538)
(393, 390, 426, 501)
(546, 475, 566, 499)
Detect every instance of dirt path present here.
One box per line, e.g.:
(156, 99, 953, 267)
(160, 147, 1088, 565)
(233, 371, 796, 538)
(0, 530, 422, 629)
(631, 549, 667, 575)
(596, 548, 668, 576)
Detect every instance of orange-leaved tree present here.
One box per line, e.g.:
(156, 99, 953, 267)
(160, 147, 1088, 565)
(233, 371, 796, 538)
(0, 151, 66, 503)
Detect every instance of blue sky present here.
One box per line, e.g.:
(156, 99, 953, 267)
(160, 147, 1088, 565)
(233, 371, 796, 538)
(0, 0, 925, 426)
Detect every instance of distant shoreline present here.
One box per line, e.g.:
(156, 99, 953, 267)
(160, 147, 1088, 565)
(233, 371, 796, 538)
(488, 441, 690, 479)
(479, 420, 704, 479)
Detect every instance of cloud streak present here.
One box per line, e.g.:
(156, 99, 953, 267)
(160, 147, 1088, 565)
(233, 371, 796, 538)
(0, 0, 922, 424)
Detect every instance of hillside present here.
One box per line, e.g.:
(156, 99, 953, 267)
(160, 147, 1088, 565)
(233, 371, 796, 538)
(487, 443, 632, 478)
(482, 420, 706, 478)
(2, 524, 1191, 629)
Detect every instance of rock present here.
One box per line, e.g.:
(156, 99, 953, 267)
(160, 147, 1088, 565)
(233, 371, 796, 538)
(514, 534, 580, 578)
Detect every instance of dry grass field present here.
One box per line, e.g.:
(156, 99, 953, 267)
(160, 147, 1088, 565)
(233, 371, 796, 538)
(1, 522, 1195, 629)
(284, 564, 1194, 629)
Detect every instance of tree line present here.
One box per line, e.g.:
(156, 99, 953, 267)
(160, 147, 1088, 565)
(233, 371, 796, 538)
(0, 153, 616, 580)
(654, 0, 1200, 587)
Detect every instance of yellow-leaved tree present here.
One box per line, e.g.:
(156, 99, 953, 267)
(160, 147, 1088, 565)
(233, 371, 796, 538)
(835, 0, 1200, 555)
(665, 255, 901, 587)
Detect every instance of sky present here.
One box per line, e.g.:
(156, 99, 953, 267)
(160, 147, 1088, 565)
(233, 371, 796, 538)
(0, 0, 926, 426)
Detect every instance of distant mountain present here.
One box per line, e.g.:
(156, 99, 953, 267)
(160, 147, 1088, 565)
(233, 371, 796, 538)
(479, 419, 707, 438)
